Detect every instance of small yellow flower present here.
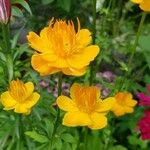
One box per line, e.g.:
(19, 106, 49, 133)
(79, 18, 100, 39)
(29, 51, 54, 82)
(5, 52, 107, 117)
(56, 83, 114, 129)
(131, 0, 150, 11)
(0, 79, 40, 114)
(27, 18, 100, 76)
(111, 92, 137, 117)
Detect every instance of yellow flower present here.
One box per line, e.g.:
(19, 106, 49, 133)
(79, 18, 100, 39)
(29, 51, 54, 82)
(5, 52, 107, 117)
(111, 92, 137, 117)
(0, 79, 40, 114)
(131, 0, 150, 11)
(27, 18, 100, 76)
(56, 83, 114, 129)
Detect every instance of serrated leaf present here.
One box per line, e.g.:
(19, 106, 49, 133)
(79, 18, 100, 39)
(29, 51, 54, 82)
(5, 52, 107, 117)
(25, 131, 49, 143)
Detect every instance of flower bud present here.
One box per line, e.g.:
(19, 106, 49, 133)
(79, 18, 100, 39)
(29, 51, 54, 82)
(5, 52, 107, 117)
(0, 0, 11, 24)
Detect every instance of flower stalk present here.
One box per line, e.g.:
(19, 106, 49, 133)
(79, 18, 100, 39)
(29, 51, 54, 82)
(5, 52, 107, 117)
(128, 12, 147, 73)
(51, 72, 62, 144)
(89, 0, 97, 85)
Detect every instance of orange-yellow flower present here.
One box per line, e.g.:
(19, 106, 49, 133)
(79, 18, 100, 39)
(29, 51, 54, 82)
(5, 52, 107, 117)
(27, 18, 100, 76)
(111, 92, 137, 117)
(0, 79, 40, 114)
(131, 0, 150, 11)
(56, 83, 114, 129)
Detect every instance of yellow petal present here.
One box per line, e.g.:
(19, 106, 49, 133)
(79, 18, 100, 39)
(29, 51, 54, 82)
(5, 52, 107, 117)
(76, 29, 92, 47)
(25, 82, 34, 97)
(124, 106, 134, 113)
(24, 92, 40, 108)
(27, 29, 51, 53)
(111, 103, 125, 116)
(0, 91, 17, 109)
(131, 0, 143, 3)
(88, 112, 107, 130)
(126, 99, 137, 107)
(96, 97, 115, 112)
(67, 45, 100, 69)
(62, 67, 86, 76)
(31, 54, 60, 75)
(14, 104, 29, 114)
(63, 111, 91, 127)
(140, 0, 150, 11)
(57, 96, 78, 112)
(70, 83, 81, 100)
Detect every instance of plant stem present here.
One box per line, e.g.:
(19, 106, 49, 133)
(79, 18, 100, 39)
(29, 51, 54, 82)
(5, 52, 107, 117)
(128, 12, 147, 73)
(89, 0, 97, 85)
(1, 24, 13, 81)
(1, 24, 11, 52)
(84, 127, 88, 150)
(119, 12, 146, 91)
(51, 72, 62, 144)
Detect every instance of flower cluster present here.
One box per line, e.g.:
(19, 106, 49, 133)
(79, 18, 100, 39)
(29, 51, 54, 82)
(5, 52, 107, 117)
(57, 83, 137, 129)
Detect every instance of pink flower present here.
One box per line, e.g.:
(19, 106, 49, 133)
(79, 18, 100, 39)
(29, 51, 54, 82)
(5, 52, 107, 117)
(138, 110, 150, 140)
(0, 0, 11, 24)
(137, 85, 150, 106)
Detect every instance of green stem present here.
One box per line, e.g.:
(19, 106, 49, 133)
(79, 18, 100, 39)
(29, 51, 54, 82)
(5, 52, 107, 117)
(1, 24, 13, 81)
(89, 0, 97, 85)
(128, 12, 147, 73)
(51, 73, 62, 144)
(1, 24, 11, 52)
(119, 12, 146, 91)
(84, 127, 88, 150)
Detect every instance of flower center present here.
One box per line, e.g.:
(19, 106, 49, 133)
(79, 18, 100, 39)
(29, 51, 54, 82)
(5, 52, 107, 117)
(9, 80, 28, 103)
(48, 19, 80, 58)
(75, 87, 97, 114)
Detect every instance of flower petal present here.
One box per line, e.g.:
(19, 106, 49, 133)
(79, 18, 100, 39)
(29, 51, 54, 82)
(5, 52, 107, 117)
(57, 96, 78, 112)
(67, 45, 100, 69)
(27, 28, 51, 53)
(88, 112, 107, 129)
(70, 83, 81, 100)
(0, 91, 17, 110)
(62, 67, 86, 76)
(111, 102, 125, 116)
(31, 54, 60, 75)
(14, 104, 29, 114)
(76, 29, 92, 47)
(140, 0, 150, 11)
(131, 0, 143, 3)
(63, 111, 91, 127)
(24, 92, 40, 108)
(25, 82, 34, 97)
(96, 97, 115, 112)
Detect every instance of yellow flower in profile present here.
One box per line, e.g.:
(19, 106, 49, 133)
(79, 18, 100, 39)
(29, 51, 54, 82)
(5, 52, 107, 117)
(27, 18, 100, 76)
(111, 92, 137, 117)
(0, 79, 40, 114)
(131, 0, 150, 11)
(56, 83, 114, 129)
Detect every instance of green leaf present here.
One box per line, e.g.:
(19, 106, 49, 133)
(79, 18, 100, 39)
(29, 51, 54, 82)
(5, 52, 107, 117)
(25, 131, 49, 143)
(108, 145, 127, 150)
(11, 0, 32, 15)
(42, 0, 55, 5)
(139, 35, 150, 51)
(12, 6, 23, 17)
(61, 133, 76, 143)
